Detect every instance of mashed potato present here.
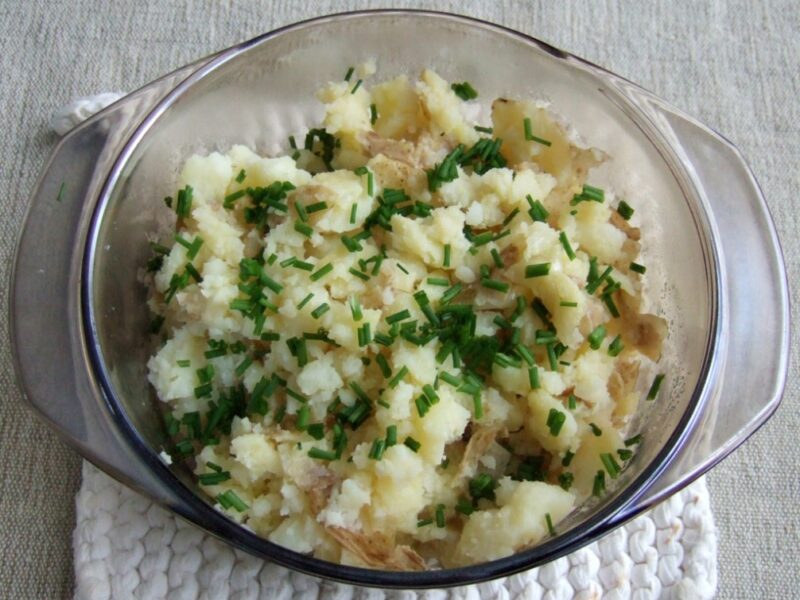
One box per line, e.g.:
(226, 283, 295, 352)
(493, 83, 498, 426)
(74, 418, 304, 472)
(145, 68, 666, 569)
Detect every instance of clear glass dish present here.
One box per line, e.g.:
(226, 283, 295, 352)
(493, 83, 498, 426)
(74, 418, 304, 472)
(10, 10, 789, 588)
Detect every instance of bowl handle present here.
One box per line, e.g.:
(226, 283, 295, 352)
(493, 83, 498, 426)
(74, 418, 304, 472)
(9, 55, 217, 502)
(609, 93, 790, 524)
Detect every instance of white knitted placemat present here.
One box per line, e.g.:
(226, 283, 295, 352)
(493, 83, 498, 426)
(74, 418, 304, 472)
(62, 94, 717, 600)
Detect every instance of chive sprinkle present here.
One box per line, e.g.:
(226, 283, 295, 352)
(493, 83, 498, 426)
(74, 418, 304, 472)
(527, 195, 549, 222)
(198, 471, 231, 485)
(417, 518, 433, 528)
(559, 232, 576, 261)
(630, 262, 647, 274)
(528, 366, 540, 389)
(608, 335, 624, 356)
(294, 201, 309, 222)
(562, 450, 575, 467)
(397, 263, 409, 275)
(589, 422, 602, 436)
(592, 470, 606, 497)
(443, 244, 452, 267)
(502, 208, 520, 227)
(388, 365, 408, 388)
(308, 447, 337, 461)
(351, 79, 363, 94)
(350, 296, 363, 321)
(349, 203, 358, 224)
(375, 354, 392, 378)
(525, 263, 551, 278)
(568, 394, 577, 409)
(617, 448, 634, 461)
(344, 66, 354, 82)
(625, 434, 642, 447)
(481, 278, 510, 293)
(600, 452, 622, 478)
(546, 408, 566, 436)
(435, 504, 446, 527)
(403, 436, 421, 452)
(588, 325, 607, 349)
(310, 263, 333, 281)
(474, 125, 493, 134)
(545, 513, 556, 536)
(427, 277, 450, 286)
(357, 323, 372, 347)
(560, 300, 578, 307)
(56, 181, 66, 202)
(306, 201, 328, 214)
(294, 221, 313, 237)
(235, 169, 246, 183)
(218, 490, 249, 512)
(297, 293, 313, 310)
(451, 81, 478, 101)
(617, 200, 635, 220)
(523, 117, 552, 146)
(370, 103, 378, 125)
(491, 248, 504, 268)
(311, 303, 330, 319)
(647, 374, 665, 400)
(291, 260, 314, 272)
(386, 309, 411, 324)
(473, 394, 483, 419)
(349, 267, 370, 281)
(234, 356, 253, 377)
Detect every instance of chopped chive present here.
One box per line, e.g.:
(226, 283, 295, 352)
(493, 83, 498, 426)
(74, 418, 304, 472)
(311, 303, 330, 319)
(523, 117, 552, 146)
(562, 450, 575, 467)
(198, 470, 231, 485)
(235, 169, 246, 183)
(625, 434, 642, 447)
(307, 423, 325, 440)
(280, 256, 297, 268)
(586, 265, 613, 295)
(617, 448, 634, 461)
(349, 297, 363, 322)
(234, 356, 253, 377)
(288, 135, 297, 149)
(491, 248, 504, 268)
(349, 267, 369, 281)
(647, 374, 665, 400)
(357, 323, 371, 346)
(440, 283, 463, 305)
(560, 300, 578, 308)
(223, 189, 246, 209)
(471, 231, 495, 247)
(310, 263, 333, 281)
(386, 309, 411, 324)
(374, 332, 394, 346)
(559, 232, 576, 261)
(502, 208, 520, 227)
(608, 335, 624, 357)
(451, 81, 478, 101)
(261, 331, 280, 341)
(422, 384, 439, 404)
(600, 452, 622, 478)
(375, 354, 392, 378)
(417, 518, 433, 527)
(546, 343, 558, 371)
(443, 244, 451, 267)
(558, 472, 574, 491)
(219, 490, 249, 512)
(589, 422, 603, 436)
(370, 103, 378, 125)
(176, 359, 191, 368)
(528, 366, 540, 389)
(582, 184, 605, 203)
(435, 504, 446, 527)
(474, 125, 493, 134)
(545, 513, 556, 536)
(291, 260, 314, 271)
(440, 372, 462, 387)
(481, 278, 510, 293)
(525, 263, 551, 278)
(388, 365, 408, 388)
(592, 470, 606, 497)
(297, 293, 314, 310)
(296, 405, 310, 430)
(306, 201, 328, 214)
(546, 408, 566, 436)
(344, 66, 354, 82)
(349, 203, 358, 225)
(568, 394, 577, 410)
(472, 394, 483, 419)
(286, 387, 307, 403)
(630, 262, 647, 274)
(404, 436, 421, 452)
(56, 181, 66, 202)
(588, 325, 607, 350)
(294, 221, 313, 237)
(308, 447, 337, 461)
(527, 195, 549, 222)
(351, 79, 363, 94)
(295, 201, 309, 222)
(617, 200, 635, 220)
(397, 263, 409, 275)
(427, 277, 450, 286)
(415, 395, 431, 417)
(369, 438, 386, 460)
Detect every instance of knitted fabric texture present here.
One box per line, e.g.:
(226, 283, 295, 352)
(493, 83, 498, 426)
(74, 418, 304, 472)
(63, 94, 717, 600)
(74, 462, 717, 600)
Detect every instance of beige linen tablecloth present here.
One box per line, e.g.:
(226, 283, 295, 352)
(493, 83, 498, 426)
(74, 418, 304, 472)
(1, 1, 797, 598)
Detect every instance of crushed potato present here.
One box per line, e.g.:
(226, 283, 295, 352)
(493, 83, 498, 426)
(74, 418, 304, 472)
(146, 67, 666, 569)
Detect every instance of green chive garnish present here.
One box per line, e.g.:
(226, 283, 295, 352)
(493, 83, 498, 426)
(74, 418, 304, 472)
(617, 200, 634, 220)
(588, 325, 607, 350)
(647, 374, 665, 400)
(589, 422, 602, 436)
(443, 244, 451, 267)
(592, 470, 606, 497)
(308, 447, 337, 461)
(630, 262, 647, 274)
(525, 263, 551, 278)
(388, 365, 408, 388)
(545, 513, 556, 536)
(559, 232, 576, 260)
(608, 335, 624, 356)
(344, 66, 354, 82)
(311, 303, 330, 319)
(349, 267, 369, 281)
(370, 103, 378, 125)
(523, 117, 552, 146)
(386, 309, 411, 324)
(294, 221, 313, 237)
(427, 277, 450, 286)
(625, 434, 642, 447)
(481, 278, 509, 293)
(351, 79, 363, 94)
(451, 81, 478, 101)
(306, 201, 328, 214)
(547, 408, 566, 436)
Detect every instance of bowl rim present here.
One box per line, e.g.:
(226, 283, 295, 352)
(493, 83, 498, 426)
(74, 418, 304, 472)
(81, 8, 722, 588)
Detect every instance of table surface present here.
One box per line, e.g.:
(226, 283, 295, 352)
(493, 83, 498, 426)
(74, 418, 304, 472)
(1, 1, 797, 598)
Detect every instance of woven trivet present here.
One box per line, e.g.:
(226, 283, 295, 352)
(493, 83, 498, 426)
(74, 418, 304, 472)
(62, 94, 718, 600)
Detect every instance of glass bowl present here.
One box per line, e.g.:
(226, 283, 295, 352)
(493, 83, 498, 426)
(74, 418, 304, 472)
(10, 10, 789, 588)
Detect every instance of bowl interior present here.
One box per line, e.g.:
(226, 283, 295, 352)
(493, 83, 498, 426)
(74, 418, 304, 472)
(86, 11, 717, 583)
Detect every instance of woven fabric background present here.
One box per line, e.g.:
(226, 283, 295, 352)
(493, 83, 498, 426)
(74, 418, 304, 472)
(0, 1, 796, 598)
